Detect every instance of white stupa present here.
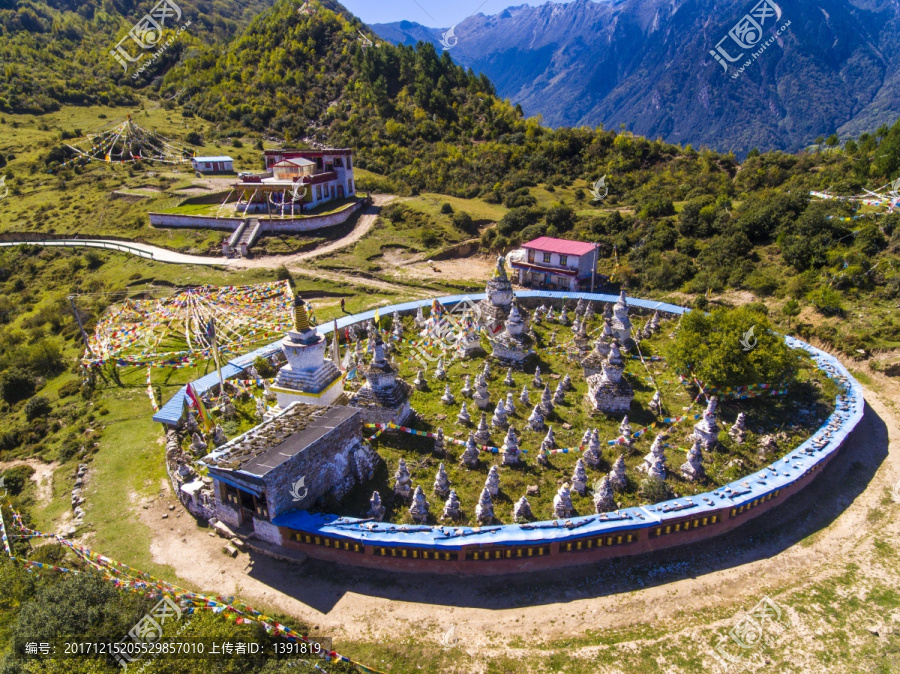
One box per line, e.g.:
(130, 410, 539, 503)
(272, 296, 344, 407)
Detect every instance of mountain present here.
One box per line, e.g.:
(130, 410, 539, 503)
(372, 0, 900, 154)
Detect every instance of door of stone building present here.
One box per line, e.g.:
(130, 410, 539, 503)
(240, 490, 256, 523)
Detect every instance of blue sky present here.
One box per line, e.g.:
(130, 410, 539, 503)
(340, 0, 575, 27)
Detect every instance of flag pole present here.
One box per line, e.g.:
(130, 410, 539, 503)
(209, 317, 225, 399)
(332, 319, 341, 370)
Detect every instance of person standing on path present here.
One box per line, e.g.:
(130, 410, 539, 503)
(341, 298, 346, 313)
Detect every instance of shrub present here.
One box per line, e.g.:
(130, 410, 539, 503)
(420, 229, 440, 248)
(274, 265, 293, 284)
(667, 306, 803, 388)
(383, 203, 405, 223)
(2, 465, 34, 495)
(57, 381, 81, 399)
(0, 429, 20, 450)
(638, 197, 676, 220)
(504, 188, 537, 209)
(185, 131, 202, 145)
(83, 250, 103, 270)
(639, 475, 670, 504)
(253, 356, 275, 379)
(806, 286, 844, 316)
(451, 211, 477, 235)
(26, 339, 65, 378)
(24, 396, 51, 420)
(743, 302, 770, 317)
(0, 368, 35, 404)
(440, 202, 453, 215)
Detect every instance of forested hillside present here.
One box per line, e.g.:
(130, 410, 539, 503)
(0, 0, 275, 113)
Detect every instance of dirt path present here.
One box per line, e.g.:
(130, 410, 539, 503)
(233, 194, 397, 268)
(0, 458, 58, 506)
(133, 359, 900, 667)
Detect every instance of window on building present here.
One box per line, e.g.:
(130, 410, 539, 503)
(348, 157, 353, 170)
(545, 273, 552, 283)
(334, 157, 343, 167)
(348, 179, 354, 193)
(543, 253, 552, 263)
(317, 185, 323, 200)
(559, 255, 568, 266)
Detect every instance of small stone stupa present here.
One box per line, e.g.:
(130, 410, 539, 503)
(640, 433, 667, 473)
(473, 373, 490, 410)
(553, 483, 574, 518)
(368, 491, 386, 520)
(480, 255, 516, 330)
(609, 455, 627, 491)
(460, 432, 480, 467)
(475, 487, 494, 525)
(593, 476, 616, 513)
(501, 426, 522, 466)
(485, 465, 500, 496)
(611, 290, 635, 350)
(433, 463, 451, 498)
(441, 490, 461, 521)
(513, 495, 533, 522)
(272, 296, 344, 407)
(409, 486, 430, 524)
(582, 429, 602, 468)
(572, 458, 588, 495)
(349, 332, 414, 425)
(586, 340, 634, 413)
(680, 440, 706, 481)
(488, 304, 535, 367)
(693, 397, 720, 451)
(474, 413, 491, 445)
(393, 458, 412, 501)
(729, 412, 748, 444)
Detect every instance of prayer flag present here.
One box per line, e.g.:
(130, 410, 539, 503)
(186, 384, 212, 430)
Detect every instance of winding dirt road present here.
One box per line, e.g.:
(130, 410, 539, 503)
(0, 195, 423, 297)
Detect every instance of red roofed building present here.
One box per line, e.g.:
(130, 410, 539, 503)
(232, 148, 356, 216)
(509, 236, 600, 292)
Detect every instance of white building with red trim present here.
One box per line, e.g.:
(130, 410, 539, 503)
(509, 236, 600, 292)
(233, 148, 356, 215)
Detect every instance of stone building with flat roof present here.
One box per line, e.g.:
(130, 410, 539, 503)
(202, 403, 377, 545)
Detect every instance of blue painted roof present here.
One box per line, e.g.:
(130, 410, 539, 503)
(192, 156, 234, 162)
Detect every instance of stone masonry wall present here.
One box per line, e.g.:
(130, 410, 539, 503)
(262, 411, 364, 519)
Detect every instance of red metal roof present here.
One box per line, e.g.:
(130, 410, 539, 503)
(522, 237, 596, 256)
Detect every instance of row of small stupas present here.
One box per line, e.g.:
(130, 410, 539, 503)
(363, 402, 748, 526)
